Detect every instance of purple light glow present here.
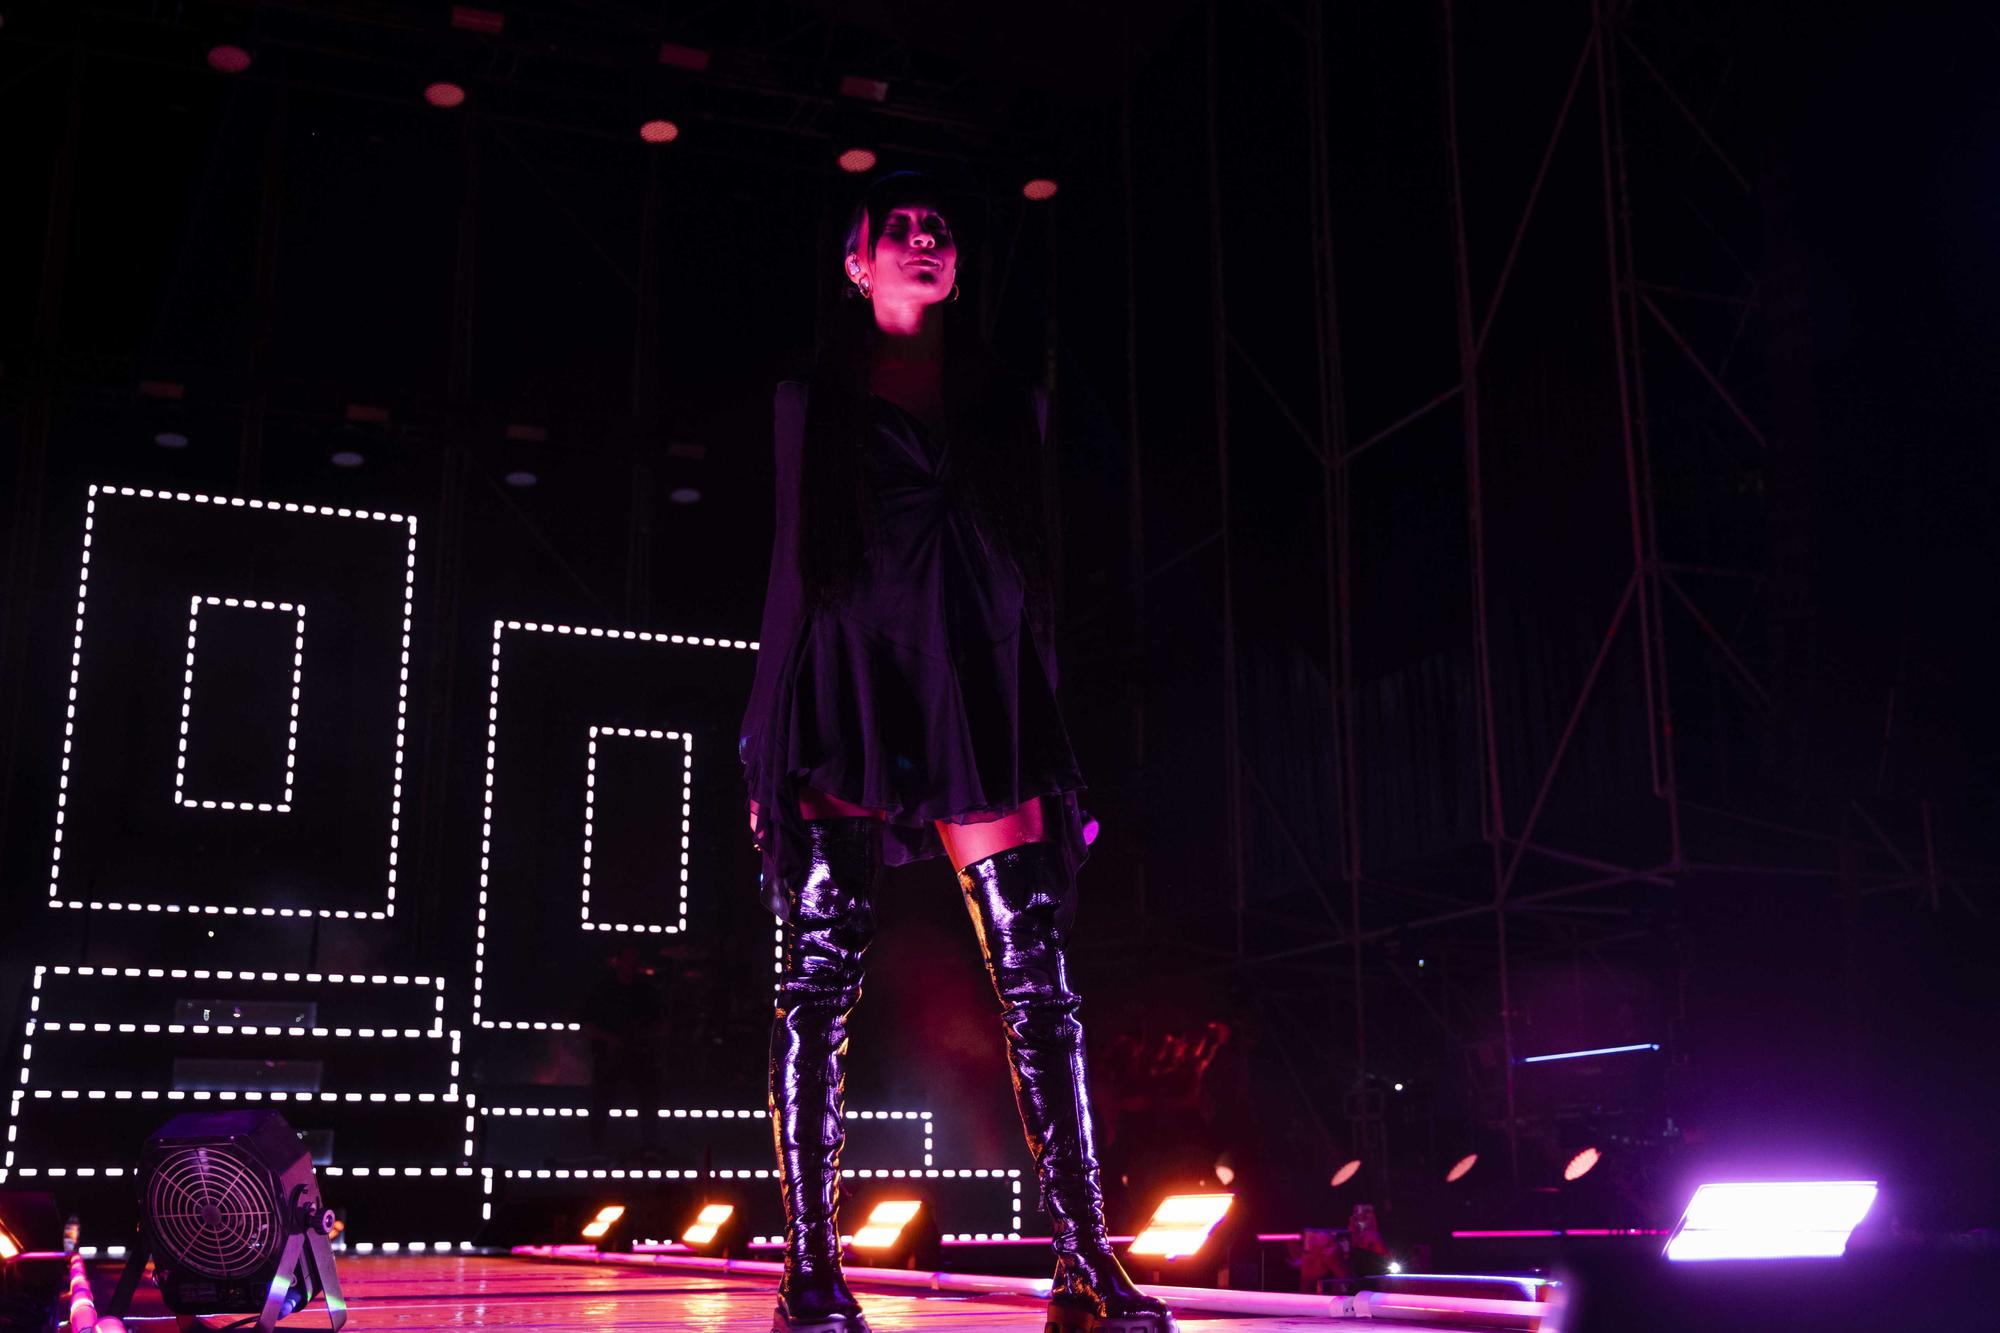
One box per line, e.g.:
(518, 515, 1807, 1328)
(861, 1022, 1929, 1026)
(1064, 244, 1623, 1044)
(1664, 1181, 1878, 1261)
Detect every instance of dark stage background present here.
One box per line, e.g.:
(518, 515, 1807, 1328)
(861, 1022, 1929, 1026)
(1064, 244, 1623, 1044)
(2, 0, 1997, 1252)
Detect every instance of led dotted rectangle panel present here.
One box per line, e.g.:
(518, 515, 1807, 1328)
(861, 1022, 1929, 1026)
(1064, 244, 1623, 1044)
(473, 619, 758, 1030)
(49, 485, 418, 920)
(176, 596, 306, 813)
(580, 725, 692, 934)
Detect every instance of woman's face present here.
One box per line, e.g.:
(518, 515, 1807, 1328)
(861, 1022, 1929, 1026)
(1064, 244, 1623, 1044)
(848, 203, 957, 307)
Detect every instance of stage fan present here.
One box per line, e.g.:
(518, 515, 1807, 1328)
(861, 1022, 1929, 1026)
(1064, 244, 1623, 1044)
(105, 1109, 346, 1331)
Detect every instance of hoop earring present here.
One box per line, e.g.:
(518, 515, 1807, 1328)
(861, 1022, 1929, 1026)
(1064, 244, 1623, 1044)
(948, 283, 960, 303)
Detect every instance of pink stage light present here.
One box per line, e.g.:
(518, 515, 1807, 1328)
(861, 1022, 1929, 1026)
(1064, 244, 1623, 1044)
(838, 147, 878, 174)
(1329, 1158, 1362, 1188)
(1022, 178, 1059, 201)
(1665, 1181, 1878, 1262)
(1445, 1152, 1478, 1183)
(425, 81, 467, 109)
(639, 119, 680, 144)
(207, 45, 252, 74)
(1563, 1146, 1600, 1181)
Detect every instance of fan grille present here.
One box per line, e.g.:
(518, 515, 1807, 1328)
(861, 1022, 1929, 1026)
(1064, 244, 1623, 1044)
(147, 1145, 281, 1278)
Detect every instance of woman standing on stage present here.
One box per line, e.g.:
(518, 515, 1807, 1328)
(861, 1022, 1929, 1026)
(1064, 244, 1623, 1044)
(738, 171, 1177, 1333)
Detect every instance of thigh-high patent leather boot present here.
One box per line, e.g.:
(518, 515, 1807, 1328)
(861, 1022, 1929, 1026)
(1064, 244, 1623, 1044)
(770, 816, 882, 1333)
(957, 839, 1178, 1333)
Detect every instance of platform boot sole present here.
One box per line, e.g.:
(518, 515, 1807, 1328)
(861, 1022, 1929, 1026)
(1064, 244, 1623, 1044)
(1044, 1302, 1178, 1333)
(773, 1307, 872, 1333)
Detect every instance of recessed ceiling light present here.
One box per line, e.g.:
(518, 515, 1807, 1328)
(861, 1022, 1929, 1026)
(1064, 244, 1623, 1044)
(504, 471, 538, 487)
(331, 451, 365, 468)
(154, 431, 189, 449)
(669, 487, 701, 504)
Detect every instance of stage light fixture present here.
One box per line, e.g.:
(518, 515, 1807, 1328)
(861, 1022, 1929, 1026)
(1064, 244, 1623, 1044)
(639, 119, 680, 144)
(1665, 1181, 1878, 1262)
(669, 486, 701, 504)
(0, 1195, 64, 1333)
(838, 147, 878, 174)
(680, 1203, 744, 1257)
(1022, 178, 1059, 201)
(1563, 1147, 1601, 1182)
(1128, 1193, 1232, 1260)
(424, 81, 467, 109)
(581, 1204, 625, 1241)
(847, 1198, 939, 1268)
(1330, 1158, 1362, 1188)
(503, 471, 538, 488)
(104, 1109, 346, 1331)
(208, 45, 252, 74)
(155, 431, 189, 448)
(330, 451, 364, 468)
(1446, 1153, 1478, 1184)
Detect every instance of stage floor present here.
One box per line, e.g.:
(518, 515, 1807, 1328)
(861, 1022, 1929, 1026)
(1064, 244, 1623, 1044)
(90, 1254, 1459, 1330)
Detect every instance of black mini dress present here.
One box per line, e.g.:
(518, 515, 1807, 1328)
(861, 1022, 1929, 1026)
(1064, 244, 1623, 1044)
(737, 380, 1092, 920)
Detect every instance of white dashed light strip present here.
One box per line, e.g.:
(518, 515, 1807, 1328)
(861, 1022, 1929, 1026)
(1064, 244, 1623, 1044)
(474, 618, 754, 1029)
(341, 1242, 477, 1254)
(42, 966, 439, 986)
(30, 967, 445, 1032)
(23, 1090, 460, 1104)
(6, 1151, 1001, 1227)
(37, 1022, 440, 1039)
(49, 485, 418, 919)
(579, 726, 692, 934)
(476, 1104, 932, 1163)
(495, 1167, 1014, 1182)
(176, 596, 306, 813)
(12, 1165, 475, 1180)
(479, 1107, 930, 1121)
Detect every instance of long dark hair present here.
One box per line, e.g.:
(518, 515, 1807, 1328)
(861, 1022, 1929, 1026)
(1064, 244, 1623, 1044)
(797, 171, 1057, 640)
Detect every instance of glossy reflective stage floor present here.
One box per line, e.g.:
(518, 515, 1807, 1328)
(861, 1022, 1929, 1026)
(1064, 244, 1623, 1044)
(89, 1255, 1452, 1330)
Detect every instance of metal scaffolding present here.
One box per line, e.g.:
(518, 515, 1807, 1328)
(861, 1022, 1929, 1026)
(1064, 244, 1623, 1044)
(1104, 0, 1996, 1211)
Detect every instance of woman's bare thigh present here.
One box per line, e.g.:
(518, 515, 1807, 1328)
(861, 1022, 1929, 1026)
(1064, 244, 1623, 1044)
(936, 798, 1047, 873)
